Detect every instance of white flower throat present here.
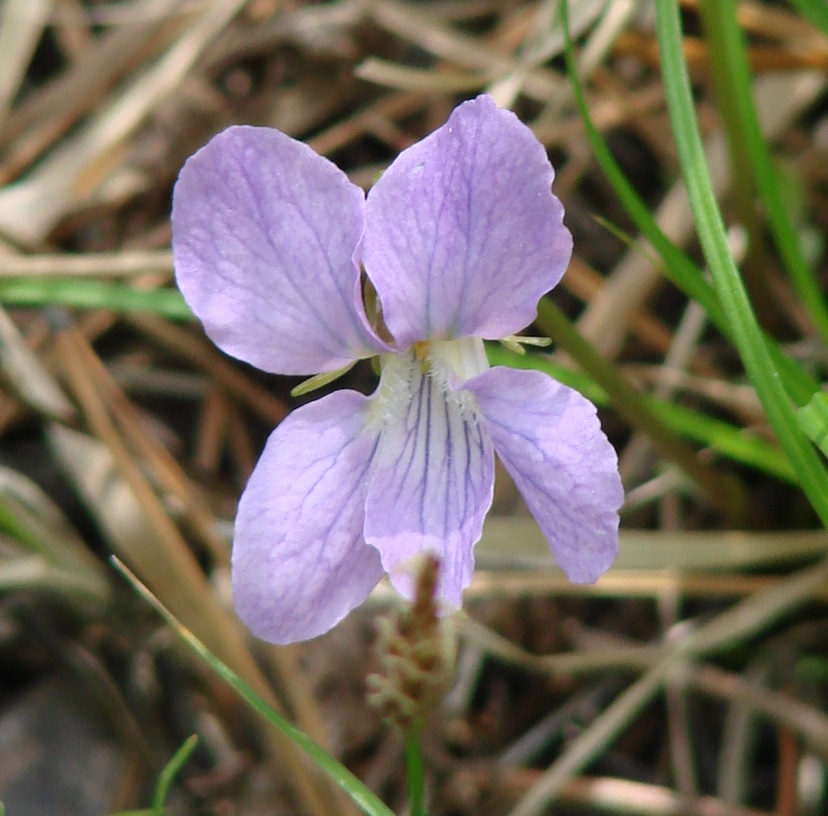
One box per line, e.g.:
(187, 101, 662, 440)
(368, 337, 489, 432)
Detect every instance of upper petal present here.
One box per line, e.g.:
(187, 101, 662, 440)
(363, 95, 573, 347)
(364, 352, 494, 607)
(172, 126, 385, 376)
(232, 390, 383, 643)
(465, 367, 623, 583)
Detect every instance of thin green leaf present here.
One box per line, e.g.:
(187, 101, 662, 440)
(798, 392, 828, 459)
(153, 735, 199, 816)
(487, 344, 796, 483)
(112, 559, 396, 816)
(560, 1, 819, 408)
(787, 0, 828, 36)
(0, 279, 191, 320)
(654, 0, 828, 526)
(535, 300, 751, 521)
(699, 0, 828, 343)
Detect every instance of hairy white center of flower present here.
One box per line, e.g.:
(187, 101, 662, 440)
(367, 337, 489, 431)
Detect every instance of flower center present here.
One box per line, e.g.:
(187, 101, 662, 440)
(413, 340, 431, 361)
(368, 337, 489, 432)
(428, 337, 489, 385)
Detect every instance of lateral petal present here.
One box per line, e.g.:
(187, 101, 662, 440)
(364, 95, 572, 347)
(232, 390, 383, 644)
(364, 353, 495, 606)
(466, 367, 623, 583)
(172, 126, 385, 376)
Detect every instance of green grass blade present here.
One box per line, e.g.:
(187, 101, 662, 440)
(798, 392, 828, 459)
(787, 0, 828, 36)
(112, 559, 396, 816)
(109, 811, 153, 815)
(535, 300, 751, 521)
(152, 735, 199, 815)
(0, 279, 191, 320)
(654, 0, 828, 526)
(487, 344, 796, 483)
(699, 0, 828, 343)
(560, 0, 819, 408)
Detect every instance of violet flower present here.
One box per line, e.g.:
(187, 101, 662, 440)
(172, 95, 623, 644)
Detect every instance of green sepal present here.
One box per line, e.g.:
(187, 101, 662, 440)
(290, 362, 357, 398)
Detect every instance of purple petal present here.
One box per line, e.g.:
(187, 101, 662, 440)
(232, 390, 383, 643)
(465, 367, 623, 583)
(172, 126, 385, 376)
(363, 95, 572, 347)
(364, 353, 494, 606)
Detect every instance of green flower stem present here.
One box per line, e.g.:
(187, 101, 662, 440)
(405, 732, 428, 816)
(536, 299, 750, 522)
(698, 0, 828, 344)
(654, 0, 828, 527)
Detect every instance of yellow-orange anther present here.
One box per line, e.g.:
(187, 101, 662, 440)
(413, 340, 431, 361)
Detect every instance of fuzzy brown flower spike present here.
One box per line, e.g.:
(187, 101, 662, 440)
(366, 555, 456, 734)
